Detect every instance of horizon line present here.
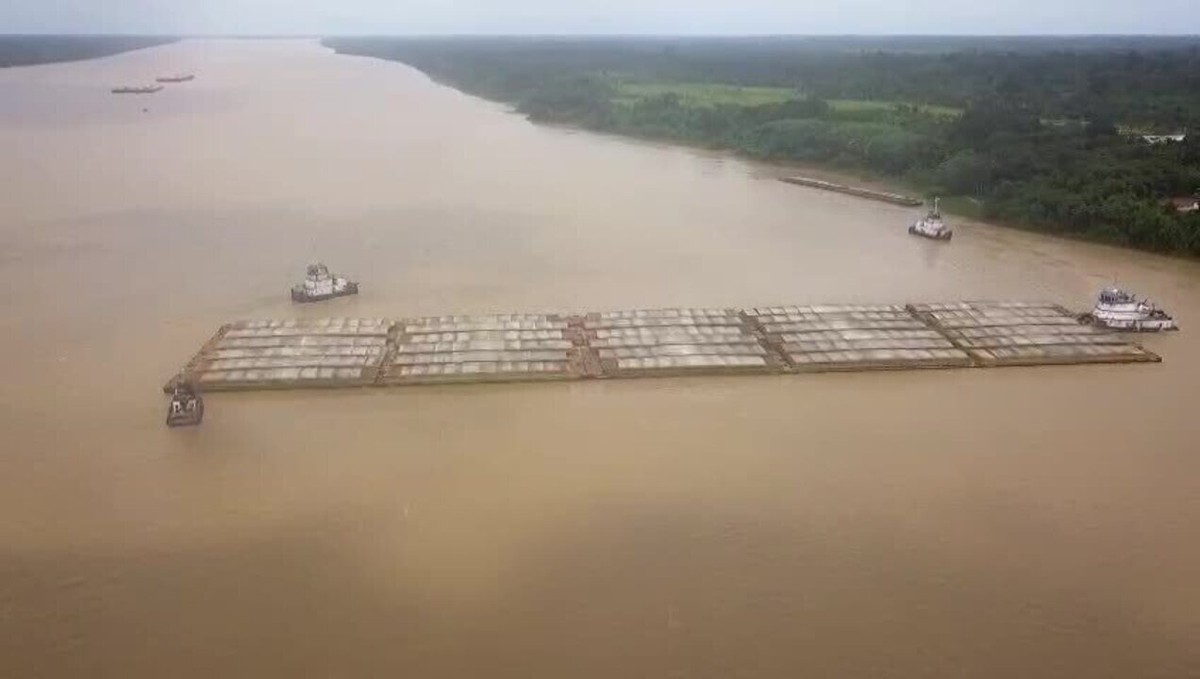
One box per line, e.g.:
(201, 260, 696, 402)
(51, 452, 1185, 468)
(3, 32, 1200, 39)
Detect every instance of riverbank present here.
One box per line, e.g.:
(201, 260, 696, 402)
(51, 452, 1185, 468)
(523, 107, 1195, 254)
(778, 176, 923, 206)
(520, 112, 936, 208)
(450, 80, 1176, 248)
(0, 36, 178, 69)
(324, 37, 1200, 258)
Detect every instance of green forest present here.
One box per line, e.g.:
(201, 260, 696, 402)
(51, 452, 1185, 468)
(0, 36, 176, 68)
(326, 37, 1200, 255)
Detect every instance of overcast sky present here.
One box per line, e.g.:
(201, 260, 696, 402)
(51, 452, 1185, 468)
(3, 0, 1199, 35)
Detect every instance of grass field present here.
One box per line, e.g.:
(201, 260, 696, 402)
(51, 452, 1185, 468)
(613, 81, 797, 107)
(938, 195, 987, 219)
(611, 80, 962, 118)
(828, 99, 962, 118)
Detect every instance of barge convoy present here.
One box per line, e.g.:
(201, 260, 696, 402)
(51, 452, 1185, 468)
(779, 176, 923, 206)
(111, 85, 163, 95)
(112, 74, 193, 95)
(164, 300, 1164, 396)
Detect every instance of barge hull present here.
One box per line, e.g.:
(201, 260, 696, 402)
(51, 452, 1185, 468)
(780, 176, 923, 206)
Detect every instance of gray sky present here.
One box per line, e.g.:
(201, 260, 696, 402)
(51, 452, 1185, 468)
(3, 0, 1199, 35)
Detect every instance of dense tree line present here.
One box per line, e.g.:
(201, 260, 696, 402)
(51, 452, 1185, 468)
(0, 36, 177, 69)
(327, 37, 1200, 255)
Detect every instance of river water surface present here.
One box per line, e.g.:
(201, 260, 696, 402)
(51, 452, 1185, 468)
(1, 39, 1198, 678)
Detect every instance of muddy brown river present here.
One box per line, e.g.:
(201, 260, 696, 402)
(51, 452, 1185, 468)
(1, 39, 1197, 677)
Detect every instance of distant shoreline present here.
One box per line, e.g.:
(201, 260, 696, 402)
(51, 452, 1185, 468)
(325, 36, 1200, 258)
(0, 36, 178, 69)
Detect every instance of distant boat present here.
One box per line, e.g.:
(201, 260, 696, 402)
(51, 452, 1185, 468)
(111, 85, 163, 95)
(908, 197, 953, 241)
(156, 74, 195, 83)
(291, 262, 360, 303)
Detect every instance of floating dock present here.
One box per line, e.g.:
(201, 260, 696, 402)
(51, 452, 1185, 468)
(779, 176, 923, 206)
(164, 301, 1161, 393)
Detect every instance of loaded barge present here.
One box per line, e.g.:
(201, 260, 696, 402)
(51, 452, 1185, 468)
(779, 176, 923, 206)
(111, 85, 163, 94)
(164, 300, 1161, 393)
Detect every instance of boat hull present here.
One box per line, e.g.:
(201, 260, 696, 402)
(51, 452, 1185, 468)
(291, 282, 359, 303)
(908, 225, 952, 241)
(1079, 313, 1178, 332)
(166, 398, 204, 427)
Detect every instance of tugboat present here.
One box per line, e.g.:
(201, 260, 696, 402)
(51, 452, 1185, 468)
(908, 197, 953, 241)
(1080, 287, 1178, 331)
(291, 262, 359, 303)
(166, 382, 204, 427)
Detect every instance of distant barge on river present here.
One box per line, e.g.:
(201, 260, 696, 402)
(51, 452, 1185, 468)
(780, 176, 923, 206)
(164, 300, 1161, 394)
(111, 85, 163, 95)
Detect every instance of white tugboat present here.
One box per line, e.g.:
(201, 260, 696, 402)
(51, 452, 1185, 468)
(291, 263, 359, 303)
(1081, 287, 1177, 331)
(908, 197, 953, 241)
